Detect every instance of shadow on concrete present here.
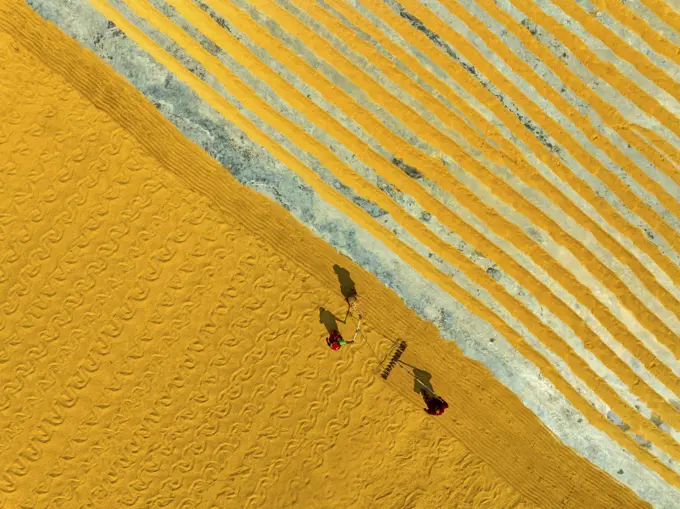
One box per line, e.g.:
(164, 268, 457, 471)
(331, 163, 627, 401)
(333, 264, 357, 299)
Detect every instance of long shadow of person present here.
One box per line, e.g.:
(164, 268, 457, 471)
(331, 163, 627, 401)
(319, 307, 339, 334)
(413, 368, 434, 396)
(397, 360, 434, 395)
(333, 264, 357, 299)
(399, 361, 447, 414)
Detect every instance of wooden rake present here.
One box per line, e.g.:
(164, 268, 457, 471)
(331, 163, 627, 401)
(381, 340, 407, 380)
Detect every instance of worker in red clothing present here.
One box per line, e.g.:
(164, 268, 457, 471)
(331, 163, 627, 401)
(422, 391, 448, 416)
(326, 329, 354, 350)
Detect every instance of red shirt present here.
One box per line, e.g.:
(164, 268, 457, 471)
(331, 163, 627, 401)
(327, 330, 346, 349)
(426, 399, 448, 415)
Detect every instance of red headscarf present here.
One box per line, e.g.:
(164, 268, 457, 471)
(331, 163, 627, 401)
(328, 330, 342, 350)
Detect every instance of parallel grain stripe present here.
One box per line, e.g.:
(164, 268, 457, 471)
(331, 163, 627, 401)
(135, 1, 390, 211)
(431, 0, 680, 281)
(358, 0, 680, 293)
(392, 0, 680, 271)
(635, 125, 680, 169)
(88, 0, 680, 471)
(550, 0, 680, 100)
(506, 0, 680, 139)
(590, 0, 680, 67)
(334, 0, 678, 330)
(285, 0, 680, 411)
(437, 0, 680, 226)
(328, 0, 680, 308)
(325, 0, 497, 131)
(640, 0, 680, 35)
(351, 0, 680, 347)
(469, 0, 680, 202)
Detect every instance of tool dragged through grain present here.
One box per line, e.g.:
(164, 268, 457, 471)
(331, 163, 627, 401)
(381, 340, 407, 380)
